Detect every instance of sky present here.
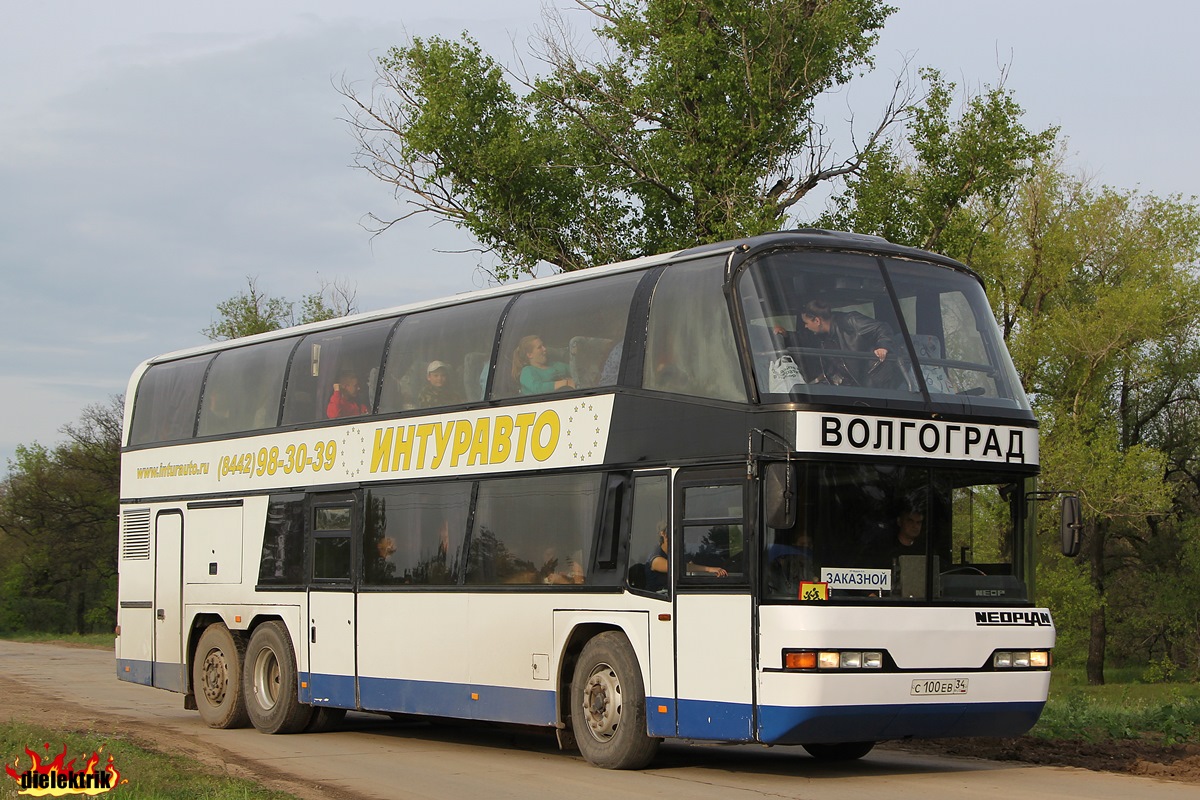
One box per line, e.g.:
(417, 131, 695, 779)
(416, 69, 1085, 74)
(2, 1, 1198, 472)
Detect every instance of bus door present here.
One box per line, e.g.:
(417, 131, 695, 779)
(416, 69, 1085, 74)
(152, 510, 184, 691)
(673, 469, 755, 741)
(306, 492, 359, 709)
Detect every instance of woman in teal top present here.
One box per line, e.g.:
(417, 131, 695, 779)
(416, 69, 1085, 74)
(512, 335, 576, 394)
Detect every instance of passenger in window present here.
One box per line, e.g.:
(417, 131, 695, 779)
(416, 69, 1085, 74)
(326, 367, 369, 418)
(800, 299, 904, 389)
(418, 360, 463, 408)
(541, 548, 586, 584)
(647, 523, 726, 590)
(862, 498, 925, 568)
(512, 335, 575, 394)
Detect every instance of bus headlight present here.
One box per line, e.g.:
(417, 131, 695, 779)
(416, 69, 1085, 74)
(784, 650, 884, 671)
(992, 650, 1051, 669)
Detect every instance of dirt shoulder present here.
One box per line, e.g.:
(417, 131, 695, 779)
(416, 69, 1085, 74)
(885, 734, 1200, 783)
(0, 673, 367, 800)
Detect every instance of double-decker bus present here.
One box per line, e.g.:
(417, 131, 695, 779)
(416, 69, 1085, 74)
(116, 229, 1059, 768)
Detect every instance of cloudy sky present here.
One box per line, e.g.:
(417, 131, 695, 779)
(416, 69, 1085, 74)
(2, 1, 1197, 471)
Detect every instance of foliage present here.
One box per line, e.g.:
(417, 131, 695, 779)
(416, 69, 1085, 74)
(342, 0, 903, 276)
(0, 399, 123, 635)
(202, 275, 358, 341)
(0, 720, 300, 799)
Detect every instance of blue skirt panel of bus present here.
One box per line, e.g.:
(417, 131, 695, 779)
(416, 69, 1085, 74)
(117, 659, 153, 686)
(117, 658, 185, 693)
(756, 700, 1046, 744)
(353, 675, 558, 726)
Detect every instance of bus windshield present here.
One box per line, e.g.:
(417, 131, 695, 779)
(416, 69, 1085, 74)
(738, 249, 1030, 413)
(763, 462, 1033, 605)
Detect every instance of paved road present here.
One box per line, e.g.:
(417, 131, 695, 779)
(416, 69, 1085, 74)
(0, 641, 1193, 800)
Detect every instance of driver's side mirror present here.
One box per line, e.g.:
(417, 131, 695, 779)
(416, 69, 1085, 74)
(1060, 494, 1082, 557)
(764, 462, 797, 530)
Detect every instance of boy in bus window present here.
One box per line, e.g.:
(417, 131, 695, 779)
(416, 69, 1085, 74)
(648, 524, 727, 589)
(326, 367, 369, 418)
(418, 360, 462, 408)
(512, 335, 575, 394)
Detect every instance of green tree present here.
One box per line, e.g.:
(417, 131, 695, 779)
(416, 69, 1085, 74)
(0, 397, 123, 634)
(342, 0, 903, 277)
(203, 276, 358, 341)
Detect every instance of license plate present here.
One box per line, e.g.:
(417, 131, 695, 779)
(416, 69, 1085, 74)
(910, 677, 969, 696)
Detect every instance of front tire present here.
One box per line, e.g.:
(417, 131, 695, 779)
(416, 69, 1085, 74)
(192, 624, 250, 729)
(243, 621, 314, 734)
(802, 741, 875, 761)
(570, 632, 659, 769)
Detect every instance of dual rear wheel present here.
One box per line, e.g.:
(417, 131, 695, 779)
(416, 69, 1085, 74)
(193, 621, 342, 735)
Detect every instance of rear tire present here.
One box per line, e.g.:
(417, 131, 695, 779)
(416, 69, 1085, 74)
(570, 632, 659, 769)
(193, 624, 250, 729)
(243, 621, 314, 734)
(802, 741, 875, 761)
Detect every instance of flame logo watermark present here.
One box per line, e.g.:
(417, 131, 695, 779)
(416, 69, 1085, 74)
(4, 743, 124, 796)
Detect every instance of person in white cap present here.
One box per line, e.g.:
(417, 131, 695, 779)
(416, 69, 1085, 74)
(418, 360, 462, 408)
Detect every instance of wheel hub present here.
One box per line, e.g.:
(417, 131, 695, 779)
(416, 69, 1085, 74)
(201, 650, 229, 705)
(582, 663, 622, 741)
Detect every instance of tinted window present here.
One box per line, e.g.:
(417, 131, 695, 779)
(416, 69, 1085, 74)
(680, 483, 746, 582)
(363, 482, 472, 586)
(282, 319, 395, 425)
(129, 355, 211, 444)
(494, 274, 640, 399)
(378, 299, 506, 413)
(628, 474, 670, 595)
(258, 494, 306, 586)
(466, 473, 603, 585)
(644, 258, 746, 401)
(198, 338, 296, 437)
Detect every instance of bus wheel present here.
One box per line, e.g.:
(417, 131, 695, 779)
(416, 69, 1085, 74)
(570, 632, 659, 769)
(802, 741, 875, 761)
(243, 621, 314, 734)
(193, 624, 250, 729)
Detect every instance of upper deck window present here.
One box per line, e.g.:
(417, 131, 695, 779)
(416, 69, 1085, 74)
(198, 338, 297, 437)
(378, 298, 507, 413)
(493, 273, 640, 400)
(128, 354, 211, 444)
(738, 250, 1029, 412)
(644, 257, 746, 402)
(282, 319, 395, 426)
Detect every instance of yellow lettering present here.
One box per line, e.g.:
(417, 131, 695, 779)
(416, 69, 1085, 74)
(468, 418, 491, 466)
(449, 420, 474, 467)
(430, 421, 455, 469)
(414, 423, 435, 469)
(530, 410, 560, 461)
(371, 428, 393, 473)
(491, 416, 513, 464)
(513, 412, 536, 462)
(392, 425, 415, 472)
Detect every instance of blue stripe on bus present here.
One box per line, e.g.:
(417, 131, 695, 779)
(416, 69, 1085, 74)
(301, 672, 358, 709)
(117, 659, 153, 686)
(354, 675, 559, 725)
(757, 700, 1046, 744)
(676, 698, 755, 741)
(152, 661, 187, 692)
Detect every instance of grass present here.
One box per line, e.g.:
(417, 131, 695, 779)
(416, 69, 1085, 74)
(0, 720, 299, 799)
(1034, 667, 1200, 744)
(0, 632, 113, 649)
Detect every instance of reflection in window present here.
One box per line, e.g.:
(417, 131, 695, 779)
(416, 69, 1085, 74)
(378, 299, 506, 412)
(494, 274, 640, 399)
(258, 494, 306, 586)
(644, 258, 746, 401)
(129, 355, 211, 444)
(363, 482, 472, 586)
(198, 339, 296, 437)
(282, 319, 395, 426)
(313, 536, 351, 582)
(628, 474, 669, 595)
(466, 473, 602, 585)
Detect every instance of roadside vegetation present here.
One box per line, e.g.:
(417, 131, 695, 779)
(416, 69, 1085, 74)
(1036, 668, 1200, 745)
(0, 720, 298, 800)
